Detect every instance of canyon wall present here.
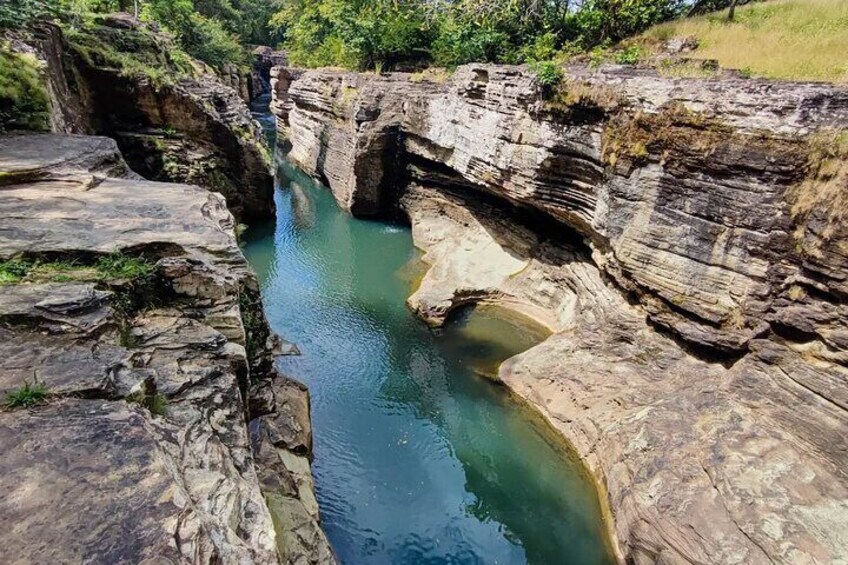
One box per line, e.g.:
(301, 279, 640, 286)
(0, 134, 334, 564)
(273, 64, 848, 564)
(29, 16, 274, 221)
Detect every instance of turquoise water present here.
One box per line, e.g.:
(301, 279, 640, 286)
(244, 101, 612, 564)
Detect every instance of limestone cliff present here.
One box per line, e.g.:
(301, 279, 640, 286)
(272, 64, 848, 564)
(24, 15, 274, 221)
(0, 134, 334, 564)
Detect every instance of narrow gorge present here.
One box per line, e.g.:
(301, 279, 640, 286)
(1, 3, 847, 564)
(270, 64, 848, 564)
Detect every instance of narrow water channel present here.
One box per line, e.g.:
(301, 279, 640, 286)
(245, 99, 612, 565)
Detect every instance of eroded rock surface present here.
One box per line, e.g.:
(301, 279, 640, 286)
(0, 134, 333, 564)
(273, 64, 848, 564)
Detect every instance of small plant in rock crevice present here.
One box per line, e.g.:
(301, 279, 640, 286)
(529, 60, 564, 95)
(4, 380, 48, 409)
(125, 377, 167, 417)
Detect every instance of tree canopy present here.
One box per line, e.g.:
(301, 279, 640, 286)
(1, 0, 746, 72)
(271, 0, 693, 70)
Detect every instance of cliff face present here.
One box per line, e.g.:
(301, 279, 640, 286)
(0, 134, 333, 564)
(28, 16, 274, 221)
(273, 64, 848, 564)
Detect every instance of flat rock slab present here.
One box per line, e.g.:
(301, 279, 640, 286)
(0, 134, 134, 180)
(0, 176, 236, 260)
(0, 399, 182, 564)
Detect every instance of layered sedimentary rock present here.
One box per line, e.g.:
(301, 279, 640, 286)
(273, 64, 848, 564)
(24, 15, 274, 220)
(0, 134, 334, 564)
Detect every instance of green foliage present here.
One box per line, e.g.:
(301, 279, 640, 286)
(94, 253, 154, 280)
(529, 60, 564, 91)
(430, 13, 511, 68)
(0, 46, 50, 133)
(0, 0, 59, 28)
(141, 0, 246, 70)
(0, 253, 154, 285)
(126, 390, 167, 416)
(239, 288, 263, 363)
(274, 0, 430, 70)
(5, 381, 48, 410)
(272, 0, 685, 71)
(0, 259, 33, 285)
(65, 21, 196, 86)
(614, 45, 644, 64)
(568, 0, 685, 46)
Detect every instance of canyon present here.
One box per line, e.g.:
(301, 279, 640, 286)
(272, 64, 848, 564)
(2, 8, 846, 563)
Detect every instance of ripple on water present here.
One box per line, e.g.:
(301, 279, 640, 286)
(242, 153, 614, 564)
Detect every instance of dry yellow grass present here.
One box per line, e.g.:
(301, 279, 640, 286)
(644, 0, 848, 82)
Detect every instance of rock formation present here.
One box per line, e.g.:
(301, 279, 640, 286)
(272, 63, 848, 564)
(0, 134, 334, 564)
(24, 16, 274, 221)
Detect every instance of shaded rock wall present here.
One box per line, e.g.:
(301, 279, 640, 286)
(29, 19, 274, 221)
(272, 64, 848, 564)
(0, 134, 334, 564)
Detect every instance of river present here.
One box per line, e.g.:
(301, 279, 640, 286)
(244, 97, 612, 565)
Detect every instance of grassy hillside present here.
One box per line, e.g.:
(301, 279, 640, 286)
(644, 0, 848, 82)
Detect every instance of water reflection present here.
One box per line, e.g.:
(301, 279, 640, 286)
(241, 156, 612, 564)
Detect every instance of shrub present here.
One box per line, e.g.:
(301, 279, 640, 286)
(0, 0, 59, 29)
(614, 45, 644, 65)
(529, 60, 565, 92)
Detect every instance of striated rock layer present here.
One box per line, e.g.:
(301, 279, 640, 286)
(272, 64, 848, 564)
(0, 134, 334, 564)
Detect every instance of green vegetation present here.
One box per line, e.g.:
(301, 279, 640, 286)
(239, 288, 263, 363)
(273, 0, 692, 71)
(126, 389, 167, 416)
(642, 0, 848, 82)
(94, 253, 155, 280)
(0, 0, 59, 29)
(1, 0, 270, 72)
(0, 259, 33, 284)
(125, 377, 167, 416)
(10, 0, 837, 83)
(528, 59, 565, 92)
(4, 381, 48, 410)
(65, 18, 199, 85)
(0, 46, 50, 133)
(0, 253, 154, 285)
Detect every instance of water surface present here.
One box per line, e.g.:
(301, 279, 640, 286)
(244, 102, 612, 564)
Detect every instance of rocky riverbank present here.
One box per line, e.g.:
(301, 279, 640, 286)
(272, 64, 848, 564)
(0, 134, 333, 564)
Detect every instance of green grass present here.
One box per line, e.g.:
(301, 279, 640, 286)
(94, 254, 154, 280)
(643, 0, 848, 82)
(0, 254, 155, 285)
(5, 381, 48, 409)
